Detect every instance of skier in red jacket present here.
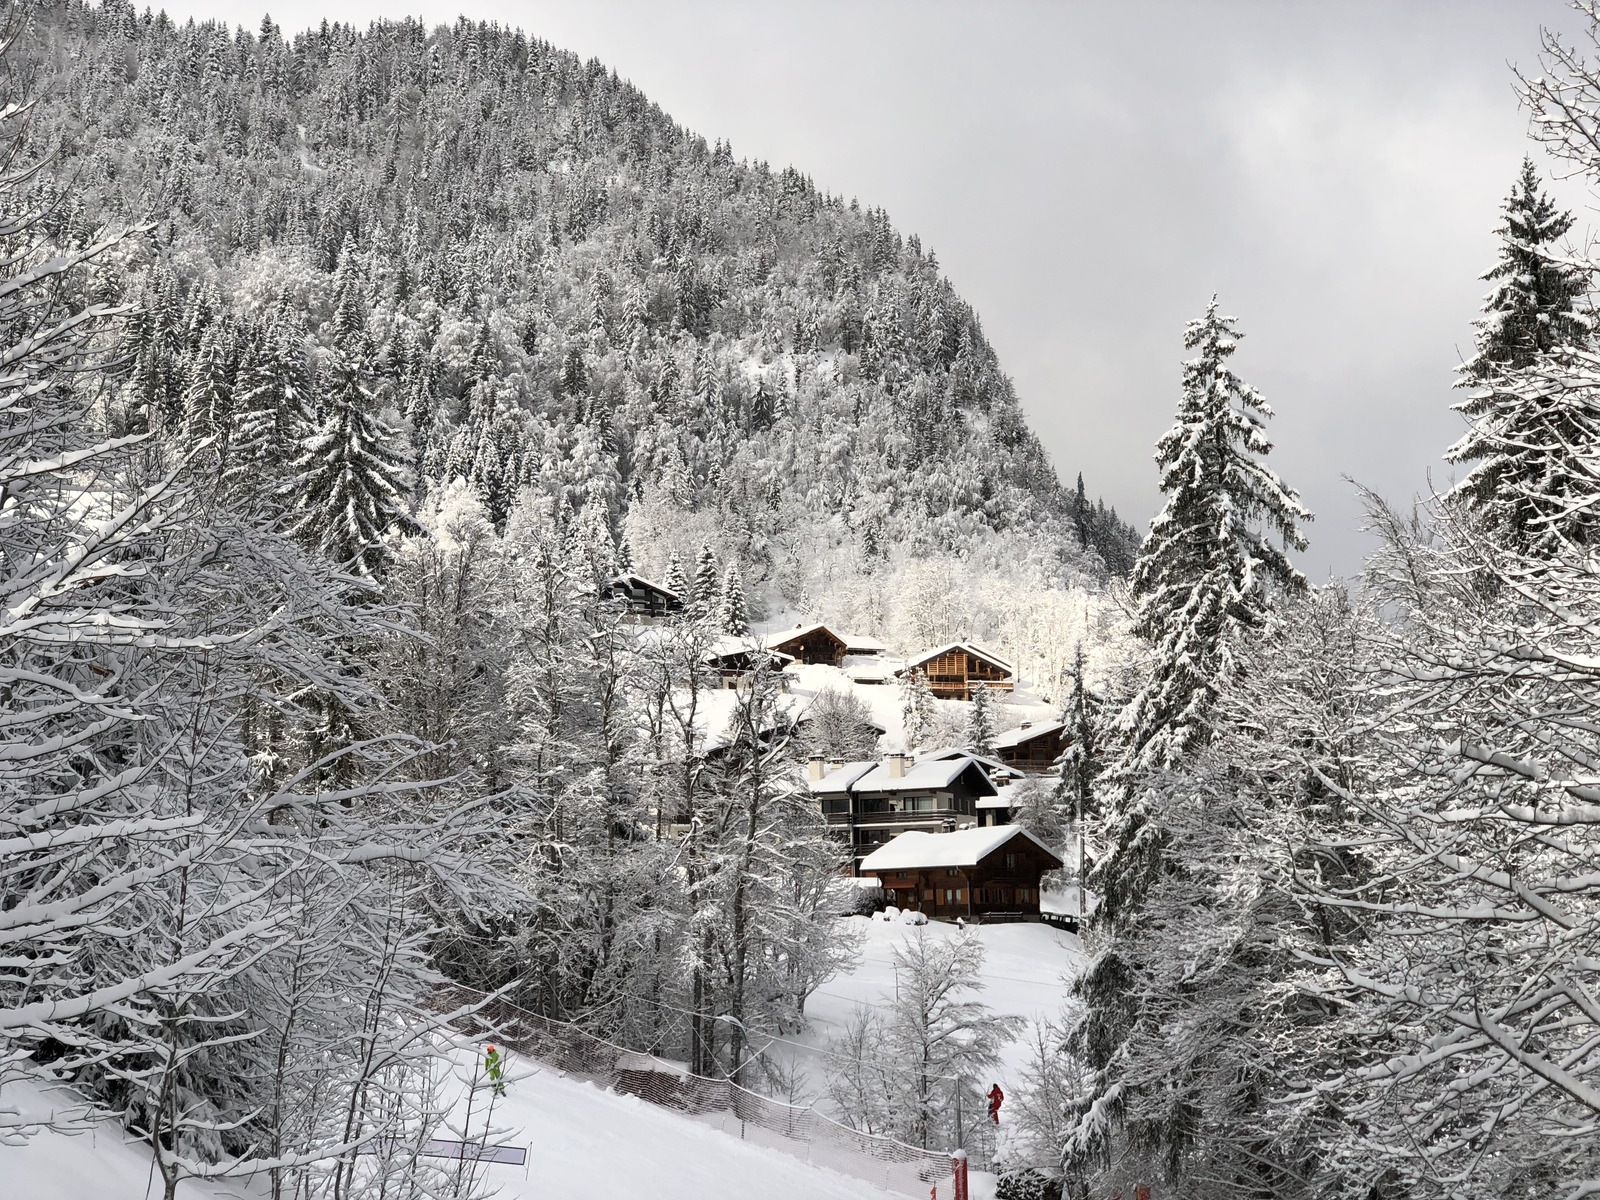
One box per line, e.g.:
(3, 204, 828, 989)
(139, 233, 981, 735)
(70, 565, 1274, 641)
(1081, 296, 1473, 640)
(987, 1083, 1003, 1123)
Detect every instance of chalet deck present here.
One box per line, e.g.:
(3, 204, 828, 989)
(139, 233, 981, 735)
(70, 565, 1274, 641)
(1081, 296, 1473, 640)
(604, 573, 682, 622)
(809, 752, 999, 871)
(993, 720, 1067, 773)
(899, 642, 1015, 700)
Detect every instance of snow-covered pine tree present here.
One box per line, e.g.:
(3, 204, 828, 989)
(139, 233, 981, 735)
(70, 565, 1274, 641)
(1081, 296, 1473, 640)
(966, 681, 998, 757)
(899, 668, 937, 751)
(289, 345, 413, 580)
(691, 542, 719, 618)
(229, 315, 316, 502)
(716, 562, 750, 635)
(1458, 156, 1589, 384)
(1446, 158, 1598, 552)
(663, 549, 690, 602)
(1062, 584, 1374, 1197)
(1095, 298, 1310, 923)
(1055, 643, 1099, 829)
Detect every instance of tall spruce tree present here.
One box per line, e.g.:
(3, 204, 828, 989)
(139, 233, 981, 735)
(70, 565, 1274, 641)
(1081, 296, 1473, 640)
(290, 346, 412, 580)
(716, 562, 749, 635)
(1096, 298, 1310, 921)
(691, 542, 719, 618)
(966, 681, 998, 757)
(663, 549, 690, 600)
(1447, 158, 1596, 551)
(1458, 157, 1589, 383)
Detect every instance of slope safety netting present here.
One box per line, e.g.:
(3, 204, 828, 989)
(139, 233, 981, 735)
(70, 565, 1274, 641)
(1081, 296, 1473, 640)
(438, 986, 957, 1198)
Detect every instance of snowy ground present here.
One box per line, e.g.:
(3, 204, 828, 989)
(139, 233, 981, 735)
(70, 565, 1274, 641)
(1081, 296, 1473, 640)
(6, 1052, 926, 1200)
(434, 1053, 919, 1200)
(5, 1075, 256, 1200)
(783, 916, 1087, 1101)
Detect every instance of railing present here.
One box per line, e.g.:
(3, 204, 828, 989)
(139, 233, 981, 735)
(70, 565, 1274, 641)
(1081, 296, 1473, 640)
(438, 986, 957, 1199)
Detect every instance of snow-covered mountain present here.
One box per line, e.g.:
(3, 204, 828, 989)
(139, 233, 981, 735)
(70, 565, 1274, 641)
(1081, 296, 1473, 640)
(16, 3, 1138, 615)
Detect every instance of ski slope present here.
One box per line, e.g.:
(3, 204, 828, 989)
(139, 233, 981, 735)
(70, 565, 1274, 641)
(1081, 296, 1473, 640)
(5, 1058, 922, 1200)
(442, 1062, 918, 1200)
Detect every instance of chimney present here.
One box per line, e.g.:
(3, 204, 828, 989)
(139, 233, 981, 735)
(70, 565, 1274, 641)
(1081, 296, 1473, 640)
(887, 752, 908, 780)
(808, 754, 826, 783)
(1019, 721, 1032, 730)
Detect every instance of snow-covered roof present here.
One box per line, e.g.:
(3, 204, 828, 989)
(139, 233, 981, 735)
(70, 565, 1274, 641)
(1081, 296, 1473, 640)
(860, 826, 1061, 872)
(705, 636, 793, 664)
(766, 622, 847, 649)
(975, 796, 1015, 809)
(901, 642, 1015, 675)
(992, 721, 1066, 751)
(842, 634, 887, 654)
(853, 756, 998, 796)
(809, 754, 997, 796)
(809, 761, 877, 794)
(607, 572, 678, 599)
(845, 661, 890, 682)
(917, 747, 1025, 779)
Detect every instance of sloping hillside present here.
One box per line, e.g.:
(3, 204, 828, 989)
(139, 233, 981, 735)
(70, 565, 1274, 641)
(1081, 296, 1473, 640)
(16, 3, 1138, 614)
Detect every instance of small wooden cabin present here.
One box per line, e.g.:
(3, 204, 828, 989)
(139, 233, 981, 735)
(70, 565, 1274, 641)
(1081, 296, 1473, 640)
(900, 643, 1015, 701)
(705, 639, 793, 688)
(604, 573, 682, 622)
(993, 720, 1067, 773)
(859, 826, 1063, 922)
(767, 622, 850, 666)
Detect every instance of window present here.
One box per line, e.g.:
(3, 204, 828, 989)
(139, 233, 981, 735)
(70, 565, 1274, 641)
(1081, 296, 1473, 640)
(946, 868, 960, 877)
(1005, 853, 1017, 870)
(821, 799, 849, 815)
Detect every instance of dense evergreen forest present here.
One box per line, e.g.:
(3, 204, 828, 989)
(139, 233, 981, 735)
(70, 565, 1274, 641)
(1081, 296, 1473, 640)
(13, 1, 1138, 599)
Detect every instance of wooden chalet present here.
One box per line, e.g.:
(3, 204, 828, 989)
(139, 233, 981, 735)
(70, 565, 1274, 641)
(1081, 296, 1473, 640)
(604, 573, 682, 622)
(859, 826, 1063, 922)
(704, 638, 793, 688)
(900, 643, 1015, 700)
(993, 720, 1067, 773)
(809, 751, 1000, 871)
(766, 622, 849, 666)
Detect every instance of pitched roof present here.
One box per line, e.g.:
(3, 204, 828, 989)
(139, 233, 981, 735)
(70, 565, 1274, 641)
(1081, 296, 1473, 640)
(860, 826, 1063, 872)
(851, 756, 997, 795)
(607, 572, 678, 599)
(842, 634, 888, 654)
(705, 636, 793, 665)
(808, 761, 878, 794)
(916, 746, 1025, 779)
(808, 754, 997, 796)
(765, 622, 848, 650)
(992, 721, 1067, 751)
(901, 642, 1015, 676)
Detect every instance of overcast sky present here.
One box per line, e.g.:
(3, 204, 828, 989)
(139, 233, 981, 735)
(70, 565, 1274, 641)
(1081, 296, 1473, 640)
(157, 0, 1599, 578)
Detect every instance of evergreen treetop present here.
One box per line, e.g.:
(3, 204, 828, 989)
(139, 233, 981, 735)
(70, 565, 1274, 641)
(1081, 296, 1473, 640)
(1447, 158, 1598, 552)
(716, 563, 750, 636)
(1120, 297, 1310, 777)
(1458, 156, 1590, 383)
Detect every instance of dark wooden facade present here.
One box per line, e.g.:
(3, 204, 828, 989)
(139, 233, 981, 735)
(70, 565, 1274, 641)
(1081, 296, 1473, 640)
(768, 623, 849, 666)
(994, 721, 1067, 773)
(604, 574, 682, 622)
(862, 830, 1063, 922)
(903, 644, 1015, 700)
(811, 756, 999, 871)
